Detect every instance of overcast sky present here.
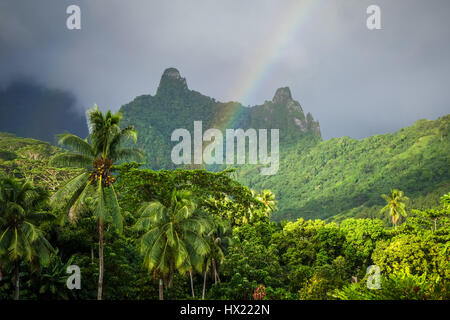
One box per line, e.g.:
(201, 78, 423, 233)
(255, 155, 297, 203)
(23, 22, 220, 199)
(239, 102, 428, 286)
(1, 0, 449, 139)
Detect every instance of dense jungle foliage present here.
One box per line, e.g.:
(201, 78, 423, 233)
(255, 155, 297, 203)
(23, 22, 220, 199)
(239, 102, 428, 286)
(0, 106, 448, 300)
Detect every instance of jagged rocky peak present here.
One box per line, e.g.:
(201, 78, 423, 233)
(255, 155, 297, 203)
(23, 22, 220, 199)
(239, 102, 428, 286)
(157, 67, 188, 95)
(163, 67, 182, 79)
(270, 86, 321, 137)
(271, 86, 304, 114)
(272, 87, 293, 104)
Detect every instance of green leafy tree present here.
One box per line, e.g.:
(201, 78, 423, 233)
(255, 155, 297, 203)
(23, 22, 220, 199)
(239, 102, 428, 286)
(134, 189, 210, 300)
(29, 249, 76, 300)
(333, 268, 450, 300)
(372, 233, 449, 282)
(413, 208, 449, 231)
(340, 218, 386, 279)
(211, 220, 285, 300)
(50, 105, 143, 300)
(440, 193, 450, 210)
(380, 189, 409, 229)
(0, 177, 53, 300)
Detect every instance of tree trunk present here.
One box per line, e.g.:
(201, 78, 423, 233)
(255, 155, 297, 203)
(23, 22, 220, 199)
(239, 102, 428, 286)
(212, 258, 218, 284)
(202, 270, 207, 300)
(434, 218, 437, 231)
(14, 261, 19, 300)
(97, 220, 104, 300)
(159, 278, 164, 300)
(91, 245, 94, 263)
(189, 270, 195, 298)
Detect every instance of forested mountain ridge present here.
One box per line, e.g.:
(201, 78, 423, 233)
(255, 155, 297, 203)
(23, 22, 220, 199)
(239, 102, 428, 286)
(119, 68, 450, 222)
(119, 68, 321, 169)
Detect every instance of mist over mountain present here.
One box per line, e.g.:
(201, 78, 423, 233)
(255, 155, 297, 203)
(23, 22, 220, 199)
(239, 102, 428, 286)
(0, 80, 88, 144)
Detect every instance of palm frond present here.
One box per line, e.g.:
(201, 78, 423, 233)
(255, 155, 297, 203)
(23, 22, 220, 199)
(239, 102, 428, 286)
(108, 126, 138, 156)
(111, 148, 145, 164)
(55, 133, 93, 156)
(50, 153, 93, 169)
(103, 185, 123, 233)
(51, 172, 90, 210)
(68, 180, 93, 222)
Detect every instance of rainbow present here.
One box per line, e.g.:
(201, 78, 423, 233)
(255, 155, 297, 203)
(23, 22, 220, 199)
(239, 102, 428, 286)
(212, 0, 320, 131)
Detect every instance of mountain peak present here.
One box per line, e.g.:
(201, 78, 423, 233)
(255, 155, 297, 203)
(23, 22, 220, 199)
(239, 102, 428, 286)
(157, 67, 188, 95)
(162, 67, 182, 79)
(272, 87, 292, 104)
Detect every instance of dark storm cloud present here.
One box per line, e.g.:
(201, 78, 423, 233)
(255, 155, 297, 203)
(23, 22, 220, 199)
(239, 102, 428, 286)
(1, 0, 449, 139)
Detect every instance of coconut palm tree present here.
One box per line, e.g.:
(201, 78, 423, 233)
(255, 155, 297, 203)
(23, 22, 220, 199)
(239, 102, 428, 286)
(201, 220, 232, 299)
(50, 105, 144, 300)
(242, 189, 277, 224)
(256, 190, 278, 217)
(134, 189, 211, 300)
(184, 246, 206, 299)
(380, 189, 408, 229)
(0, 177, 54, 300)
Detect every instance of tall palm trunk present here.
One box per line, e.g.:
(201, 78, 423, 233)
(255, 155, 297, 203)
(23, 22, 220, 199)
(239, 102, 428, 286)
(13, 261, 20, 300)
(211, 258, 218, 284)
(159, 278, 164, 300)
(98, 220, 104, 300)
(189, 270, 195, 298)
(202, 270, 207, 300)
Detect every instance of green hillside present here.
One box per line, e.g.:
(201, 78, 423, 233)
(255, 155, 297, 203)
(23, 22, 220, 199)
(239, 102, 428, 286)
(0, 132, 81, 190)
(236, 116, 450, 222)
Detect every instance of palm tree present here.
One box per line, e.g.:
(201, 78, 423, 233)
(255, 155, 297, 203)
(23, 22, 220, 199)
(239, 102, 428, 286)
(184, 247, 206, 299)
(241, 189, 278, 224)
(134, 189, 211, 300)
(256, 190, 278, 217)
(0, 177, 54, 300)
(201, 220, 232, 299)
(380, 189, 408, 229)
(50, 105, 143, 300)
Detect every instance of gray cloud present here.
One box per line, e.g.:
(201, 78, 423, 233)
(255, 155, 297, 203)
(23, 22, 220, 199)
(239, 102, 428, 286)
(1, 0, 449, 139)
